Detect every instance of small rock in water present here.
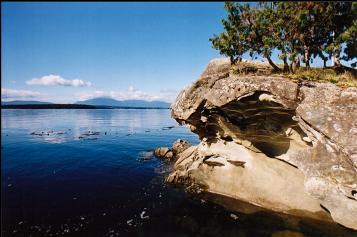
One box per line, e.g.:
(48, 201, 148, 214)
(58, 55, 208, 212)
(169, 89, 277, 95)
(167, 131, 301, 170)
(140, 211, 149, 219)
(154, 147, 174, 160)
(87, 137, 98, 140)
(126, 219, 133, 226)
(230, 213, 239, 220)
(83, 131, 100, 136)
(162, 126, 174, 130)
(140, 151, 154, 161)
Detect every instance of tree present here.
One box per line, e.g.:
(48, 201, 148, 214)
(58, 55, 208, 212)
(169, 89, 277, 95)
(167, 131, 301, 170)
(211, 2, 357, 72)
(324, 2, 357, 67)
(210, 2, 281, 71)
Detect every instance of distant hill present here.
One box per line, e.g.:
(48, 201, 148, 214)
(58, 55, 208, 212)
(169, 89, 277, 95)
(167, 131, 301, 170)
(1, 98, 171, 109)
(1, 100, 53, 105)
(2, 104, 98, 109)
(76, 97, 170, 108)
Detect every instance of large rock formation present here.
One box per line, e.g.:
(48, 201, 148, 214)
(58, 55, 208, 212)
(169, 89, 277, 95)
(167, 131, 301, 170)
(167, 58, 357, 230)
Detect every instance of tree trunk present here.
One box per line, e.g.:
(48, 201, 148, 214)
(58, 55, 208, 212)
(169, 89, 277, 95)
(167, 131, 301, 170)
(289, 61, 294, 73)
(266, 55, 281, 72)
(283, 57, 289, 72)
(304, 45, 310, 70)
(296, 56, 301, 69)
(333, 51, 341, 67)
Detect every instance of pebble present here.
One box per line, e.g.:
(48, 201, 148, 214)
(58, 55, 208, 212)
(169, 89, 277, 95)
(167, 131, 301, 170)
(126, 219, 133, 226)
(140, 211, 149, 219)
(230, 213, 239, 220)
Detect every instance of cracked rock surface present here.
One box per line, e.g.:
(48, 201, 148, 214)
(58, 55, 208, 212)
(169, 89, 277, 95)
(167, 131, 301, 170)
(167, 58, 357, 230)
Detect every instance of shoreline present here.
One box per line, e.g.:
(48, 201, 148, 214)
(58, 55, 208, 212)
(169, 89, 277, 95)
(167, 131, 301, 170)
(1, 104, 170, 109)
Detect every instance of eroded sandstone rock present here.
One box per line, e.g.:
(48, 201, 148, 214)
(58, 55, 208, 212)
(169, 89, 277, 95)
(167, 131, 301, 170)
(155, 140, 192, 161)
(172, 139, 192, 155)
(154, 147, 173, 160)
(167, 58, 357, 230)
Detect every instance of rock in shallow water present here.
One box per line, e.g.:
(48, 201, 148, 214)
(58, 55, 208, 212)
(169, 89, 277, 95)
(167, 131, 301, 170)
(167, 58, 357, 230)
(172, 139, 192, 154)
(154, 140, 192, 161)
(154, 147, 173, 160)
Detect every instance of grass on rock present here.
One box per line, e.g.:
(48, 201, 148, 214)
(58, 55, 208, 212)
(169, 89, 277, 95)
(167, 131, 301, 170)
(231, 61, 357, 87)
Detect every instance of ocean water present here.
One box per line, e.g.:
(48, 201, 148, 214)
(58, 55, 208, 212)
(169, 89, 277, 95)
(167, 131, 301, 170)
(1, 109, 355, 237)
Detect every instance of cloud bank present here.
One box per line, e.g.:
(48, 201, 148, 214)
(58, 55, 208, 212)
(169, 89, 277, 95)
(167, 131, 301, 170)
(76, 86, 178, 103)
(1, 88, 46, 101)
(26, 75, 92, 87)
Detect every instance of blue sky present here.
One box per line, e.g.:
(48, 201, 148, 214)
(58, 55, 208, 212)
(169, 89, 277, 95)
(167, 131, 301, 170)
(1, 2, 350, 103)
(2, 2, 229, 103)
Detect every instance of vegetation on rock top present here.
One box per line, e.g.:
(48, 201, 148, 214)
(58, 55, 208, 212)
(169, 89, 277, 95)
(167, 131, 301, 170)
(230, 60, 357, 87)
(211, 2, 357, 83)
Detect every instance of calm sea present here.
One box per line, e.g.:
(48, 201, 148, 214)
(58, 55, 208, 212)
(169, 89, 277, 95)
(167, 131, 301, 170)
(1, 109, 355, 237)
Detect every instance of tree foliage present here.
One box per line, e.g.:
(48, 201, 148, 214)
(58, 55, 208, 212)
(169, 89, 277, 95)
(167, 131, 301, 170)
(210, 2, 357, 72)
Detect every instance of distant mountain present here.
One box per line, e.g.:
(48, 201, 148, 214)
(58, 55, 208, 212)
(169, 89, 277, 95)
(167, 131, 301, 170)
(1, 100, 53, 105)
(76, 97, 170, 108)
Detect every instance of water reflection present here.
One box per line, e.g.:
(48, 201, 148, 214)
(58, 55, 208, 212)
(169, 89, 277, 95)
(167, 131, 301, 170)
(2, 109, 189, 145)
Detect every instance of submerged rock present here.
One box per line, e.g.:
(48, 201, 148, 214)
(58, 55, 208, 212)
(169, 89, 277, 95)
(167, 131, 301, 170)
(139, 151, 155, 161)
(167, 58, 357, 230)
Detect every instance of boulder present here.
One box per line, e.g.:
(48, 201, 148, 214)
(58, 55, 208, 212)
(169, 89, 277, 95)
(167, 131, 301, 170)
(167, 58, 357, 230)
(154, 147, 173, 160)
(172, 139, 192, 155)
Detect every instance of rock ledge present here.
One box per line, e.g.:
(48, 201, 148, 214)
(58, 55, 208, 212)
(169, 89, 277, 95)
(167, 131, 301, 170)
(167, 58, 357, 230)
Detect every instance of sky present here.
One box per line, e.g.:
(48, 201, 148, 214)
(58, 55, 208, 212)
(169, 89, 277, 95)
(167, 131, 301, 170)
(1, 2, 351, 103)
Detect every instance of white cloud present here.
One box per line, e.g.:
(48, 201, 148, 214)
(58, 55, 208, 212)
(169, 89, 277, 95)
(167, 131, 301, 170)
(1, 88, 47, 101)
(26, 74, 91, 87)
(76, 86, 178, 103)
